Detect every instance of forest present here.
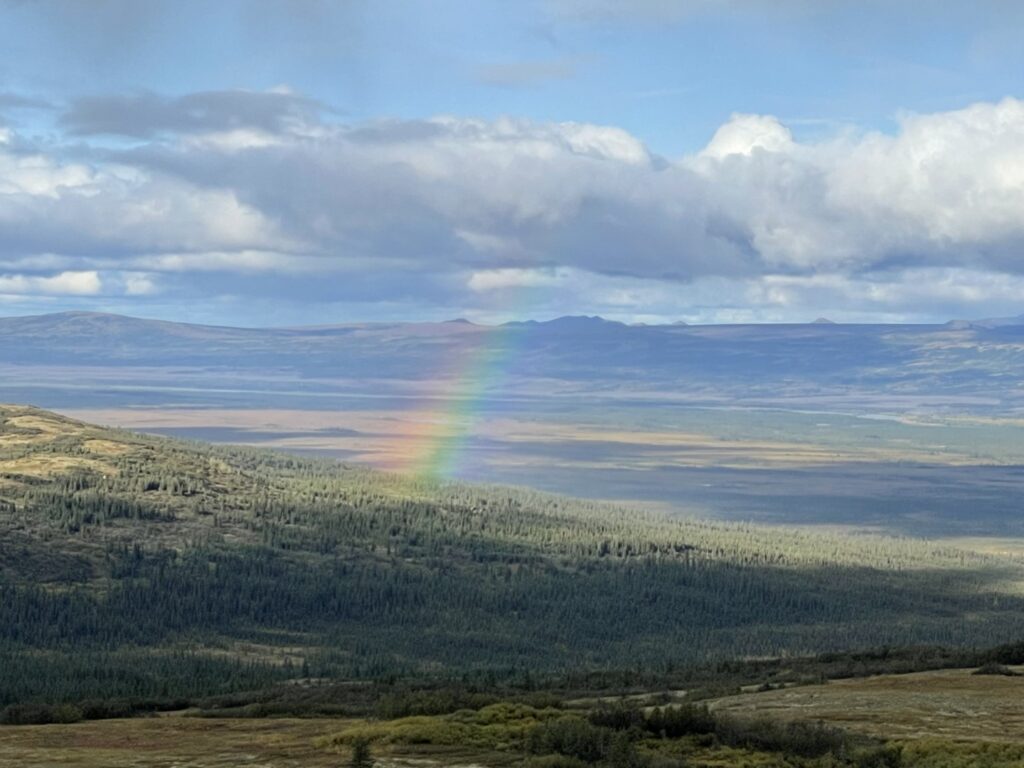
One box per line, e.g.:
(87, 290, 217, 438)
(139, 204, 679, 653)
(3, 404, 1024, 711)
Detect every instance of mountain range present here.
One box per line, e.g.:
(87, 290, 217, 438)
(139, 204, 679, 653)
(2, 310, 1023, 413)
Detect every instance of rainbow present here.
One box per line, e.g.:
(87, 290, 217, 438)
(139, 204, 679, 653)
(407, 323, 512, 481)
(397, 321, 519, 481)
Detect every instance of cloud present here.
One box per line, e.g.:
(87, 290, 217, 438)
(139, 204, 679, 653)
(0, 270, 101, 296)
(3, 92, 1024, 322)
(694, 98, 1024, 274)
(700, 113, 793, 159)
(0, 92, 51, 111)
(61, 89, 326, 139)
(1, 0, 372, 77)
(468, 267, 573, 291)
(128, 250, 333, 273)
(119, 272, 157, 295)
(0, 127, 296, 262)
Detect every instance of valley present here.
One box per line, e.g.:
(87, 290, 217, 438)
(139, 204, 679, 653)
(5, 315, 1024, 767)
(5, 5, 1024, 764)
(5, 312, 1024, 539)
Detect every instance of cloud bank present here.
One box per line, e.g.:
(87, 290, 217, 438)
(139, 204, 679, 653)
(1, 89, 1023, 323)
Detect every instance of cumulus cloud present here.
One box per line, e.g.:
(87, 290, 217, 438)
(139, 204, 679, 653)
(0, 270, 101, 296)
(0, 128, 295, 261)
(695, 98, 1024, 274)
(699, 113, 793, 159)
(3, 89, 1024, 322)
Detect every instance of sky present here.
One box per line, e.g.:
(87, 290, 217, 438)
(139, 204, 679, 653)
(1, 0, 1023, 326)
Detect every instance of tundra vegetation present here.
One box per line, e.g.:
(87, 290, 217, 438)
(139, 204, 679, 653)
(4, 405, 1024, 766)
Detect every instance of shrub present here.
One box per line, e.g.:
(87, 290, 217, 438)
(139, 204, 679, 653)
(349, 736, 374, 768)
(713, 716, 848, 758)
(0, 703, 82, 725)
(853, 745, 903, 768)
(521, 756, 589, 768)
(320, 703, 561, 751)
(972, 662, 1021, 677)
(376, 689, 499, 719)
(527, 717, 611, 764)
(645, 705, 716, 738)
(589, 702, 644, 731)
(986, 642, 1024, 666)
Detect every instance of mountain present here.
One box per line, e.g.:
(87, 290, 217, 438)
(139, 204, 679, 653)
(2, 310, 1024, 412)
(3, 404, 1024, 707)
(964, 313, 1024, 329)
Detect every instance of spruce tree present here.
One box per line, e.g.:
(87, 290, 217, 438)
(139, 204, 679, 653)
(348, 737, 374, 768)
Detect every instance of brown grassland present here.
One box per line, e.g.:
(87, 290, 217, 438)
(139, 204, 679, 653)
(5, 667, 1024, 767)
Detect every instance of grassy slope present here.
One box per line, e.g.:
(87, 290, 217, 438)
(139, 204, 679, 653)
(3, 403, 1024, 687)
(712, 666, 1024, 742)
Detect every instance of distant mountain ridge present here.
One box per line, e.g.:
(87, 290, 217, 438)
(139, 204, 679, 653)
(2, 310, 1024, 413)
(951, 313, 1024, 329)
(9, 308, 1007, 334)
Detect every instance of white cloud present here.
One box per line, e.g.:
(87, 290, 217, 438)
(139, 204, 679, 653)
(3, 93, 1024, 322)
(120, 272, 158, 296)
(468, 267, 573, 291)
(0, 136, 298, 261)
(130, 250, 333, 273)
(690, 97, 1024, 274)
(0, 270, 102, 296)
(699, 113, 794, 159)
(0, 153, 94, 197)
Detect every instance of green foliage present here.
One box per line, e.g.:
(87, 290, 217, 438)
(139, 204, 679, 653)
(0, 647, 291, 710)
(0, 703, 82, 725)
(323, 703, 564, 752)
(643, 705, 717, 738)
(521, 756, 589, 768)
(972, 662, 1021, 676)
(852, 745, 903, 768)
(527, 717, 614, 764)
(983, 640, 1024, 665)
(348, 736, 374, 768)
(899, 740, 1024, 768)
(375, 689, 502, 719)
(713, 716, 850, 759)
(4, 406, 1024, 708)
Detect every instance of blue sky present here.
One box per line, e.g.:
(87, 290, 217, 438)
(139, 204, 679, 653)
(0, 0, 1023, 325)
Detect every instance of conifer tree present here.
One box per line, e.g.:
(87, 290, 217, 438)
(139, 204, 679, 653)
(348, 737, 374, 768)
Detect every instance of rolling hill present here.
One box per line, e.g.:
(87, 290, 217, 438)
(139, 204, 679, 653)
(3, 404, 1024, 709)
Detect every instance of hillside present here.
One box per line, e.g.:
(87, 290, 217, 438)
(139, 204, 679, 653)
(3, 404, 1024, 709)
